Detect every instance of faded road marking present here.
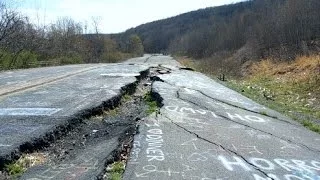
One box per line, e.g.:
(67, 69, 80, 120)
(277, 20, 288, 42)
(0, 108, 61, 116)
(0, 144, 12, 147)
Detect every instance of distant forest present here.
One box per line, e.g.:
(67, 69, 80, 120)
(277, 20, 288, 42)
(118, 0, 320, 74)
(1, 0, 320, 73)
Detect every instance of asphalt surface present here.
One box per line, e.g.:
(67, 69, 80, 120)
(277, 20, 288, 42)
(0, 55, 319, 180)
(123, 57, 320, 180)
(0, 62, 149, 166)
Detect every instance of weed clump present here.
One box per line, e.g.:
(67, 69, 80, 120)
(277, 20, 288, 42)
(5, 153, 46, 177)
(302, 120, 320, 133)
(5, 163, 24, 177)
(121, 94, 132, 103)
(143, 92, 159, 115)
(106, 161, 126, 180)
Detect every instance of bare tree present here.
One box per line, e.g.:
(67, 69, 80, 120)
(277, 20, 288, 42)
(91, 16, 101, 34)
(0, 3, 23, 47)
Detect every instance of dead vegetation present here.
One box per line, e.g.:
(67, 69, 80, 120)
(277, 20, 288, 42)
(229, 55, 320, 133)
(3, 153, 47, 178)
(178, 55, 320, 133)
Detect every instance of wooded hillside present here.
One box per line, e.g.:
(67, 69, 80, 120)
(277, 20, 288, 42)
(120, 0, 320, 75)
(2, 0, 320, 73)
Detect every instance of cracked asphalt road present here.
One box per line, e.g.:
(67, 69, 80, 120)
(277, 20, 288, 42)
(0, 55, 319, 180)
(0, 62, 149, 169)
(123, 57, 320, 180)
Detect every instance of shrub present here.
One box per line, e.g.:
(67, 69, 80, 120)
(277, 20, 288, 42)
(0, 50, 38, 70)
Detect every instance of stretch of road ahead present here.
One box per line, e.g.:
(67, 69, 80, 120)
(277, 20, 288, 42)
(124, 57, 320, 180)
(0, 55, 319, 180)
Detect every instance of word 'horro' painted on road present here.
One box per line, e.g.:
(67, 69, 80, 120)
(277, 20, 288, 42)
(135, 155, 320, 179)
(219, 156, 320, 180)
(165, 106, 266, 123)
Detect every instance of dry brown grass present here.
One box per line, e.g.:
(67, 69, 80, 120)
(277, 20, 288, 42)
(5, 153, 47, 176)
(230, 55, 320, 127)
(248, 55, 320, 99)
(175, 56, 196, 68)
(176, 55, 233, 77)
(175, 54, 320, 133)
(249, 55, 320, 82)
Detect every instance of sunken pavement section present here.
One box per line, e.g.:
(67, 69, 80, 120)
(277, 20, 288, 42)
(0, 57, 154, 172)
(0, 54, 320, 180)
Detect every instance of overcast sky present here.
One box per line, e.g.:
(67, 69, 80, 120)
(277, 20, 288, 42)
(8, 0, 244, 34)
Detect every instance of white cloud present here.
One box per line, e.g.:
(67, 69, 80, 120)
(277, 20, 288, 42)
(13, 0, 244, 33)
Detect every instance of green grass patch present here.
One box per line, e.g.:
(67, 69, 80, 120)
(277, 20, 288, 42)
(226, 79, 320, 134)
(260, 111, 268, 116)
(143, 92, 159, 115)
(121, 94, 132, 103)
(107, 161, 126, 180)
(227, 79, 320, 119)
(146, 101, 158, 115)
(4, 153, 46, 177)
(5, 163, 25, 177)
(302, 120, 320, 133)
(107, 108, 119, 117)
(110, 173, 122, 180)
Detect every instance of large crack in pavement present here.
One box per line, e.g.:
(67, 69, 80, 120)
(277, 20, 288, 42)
(0, 65, 159, 179)
(147, 77, 276, 179)
(0, 73, 141, 173)
(188, 88, 297, 126)
(124, 61, 319, 180)
(2, 58, 319, 179)
(156, 76, 297, 126)
(149, 76, 317, 179)
(151, 75, 319, 153)
(162, 115, 275, 180)
(144, 55, 154, 63)
(174, 87, 320, 154)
